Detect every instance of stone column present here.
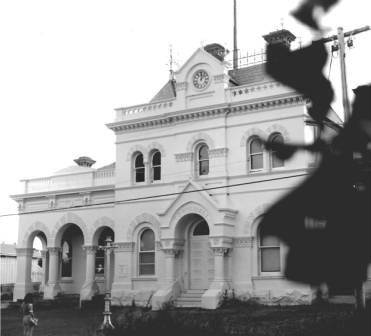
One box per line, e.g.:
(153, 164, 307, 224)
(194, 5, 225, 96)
(210, 247, 231, 288)
(44, 247, 61, 299)
(80, 246, 99, 300)
(39, 250, 48, 293)
(13, 248, 34, 301)
(163, 248, 181, 285)
(152, 248, 182, 310)
(202, 246, 232, 309)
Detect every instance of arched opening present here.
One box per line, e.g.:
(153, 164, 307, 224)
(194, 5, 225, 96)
(58, 224, 85, 294)
(196, 144, 209, 176)
(248, 137, 264, 171)
(94, 227, 115, 292)
(27, 232, 47, 295)
(150, 150, 161, 182)
(189, 218, 213, 289)
(269, 133, 284, 168)
(139, 229, 155, 276)
(134, 152, 145, 183)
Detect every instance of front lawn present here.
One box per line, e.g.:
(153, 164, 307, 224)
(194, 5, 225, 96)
(1, 300, 369, 336)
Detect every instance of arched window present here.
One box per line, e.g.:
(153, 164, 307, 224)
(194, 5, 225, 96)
(259, 225, 281, 273)
(95, 228, 115, 276)
(270, 133, 284, 168)
(193, 220, 209, 236)
(61, 239, 72, 277)
(197, 144, 209, 176)
(139, 229, 155, 275)
(249, 138, 263, 171)
(134, 153, 145, 183)
(151, 150, 161, 182)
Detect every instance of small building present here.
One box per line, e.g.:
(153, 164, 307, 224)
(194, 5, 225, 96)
(1, 242, 43, 296)
(11, 29, 364, 309)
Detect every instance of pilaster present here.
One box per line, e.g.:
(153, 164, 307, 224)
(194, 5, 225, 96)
(111, 242, 135, 305)
(13, 248, 34, 301)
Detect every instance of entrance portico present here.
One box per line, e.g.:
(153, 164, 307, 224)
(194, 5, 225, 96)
(152, 193, 237, 309)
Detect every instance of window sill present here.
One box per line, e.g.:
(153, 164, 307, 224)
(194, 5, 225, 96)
(252, 275, 284, 280)
(60, 278, 73, 283)
(132, 277, 157, 282)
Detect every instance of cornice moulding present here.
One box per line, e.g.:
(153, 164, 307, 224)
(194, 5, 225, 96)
(107, 94, 305, 134)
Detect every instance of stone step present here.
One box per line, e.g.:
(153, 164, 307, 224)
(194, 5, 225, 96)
(176, 297, 202, 303)
(175, 301, 203, 308)
(180, 292, 204, 298)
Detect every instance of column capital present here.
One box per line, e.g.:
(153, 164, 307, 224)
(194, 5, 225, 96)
(16, 248, 34, 257)
(40, 250, 47, 258)
(212, 247, 231, 256)
(83, 245, 98, 253)
(115, 242, 135, 252)
(162, 248, 182, 257)
(47, 247, 61, 255)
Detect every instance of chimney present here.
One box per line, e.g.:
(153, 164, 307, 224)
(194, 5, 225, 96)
(204, 43, 229, 62)
(263, 29, 296, 48)
(74, 156, 96, 168)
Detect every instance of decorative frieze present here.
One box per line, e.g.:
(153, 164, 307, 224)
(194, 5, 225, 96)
(81, 192, 91, 205)
(233, 236, 255, 248)
(175, 152, 193, 162)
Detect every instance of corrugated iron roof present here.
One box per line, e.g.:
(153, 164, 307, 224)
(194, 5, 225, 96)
(228, 63, 272, 86)
(150, 80, 176, 103)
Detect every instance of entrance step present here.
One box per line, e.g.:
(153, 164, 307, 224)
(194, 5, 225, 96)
(174, 289, 206, 308)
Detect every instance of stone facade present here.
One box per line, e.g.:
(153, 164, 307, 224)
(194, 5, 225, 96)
(12, 37, 362, 309)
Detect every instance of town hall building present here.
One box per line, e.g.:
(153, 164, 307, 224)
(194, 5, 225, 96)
(12, 29, 359, 309)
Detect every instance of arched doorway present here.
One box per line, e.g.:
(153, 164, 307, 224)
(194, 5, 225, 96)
(188, 219, 214, 290)
(58, 224, 85, 294)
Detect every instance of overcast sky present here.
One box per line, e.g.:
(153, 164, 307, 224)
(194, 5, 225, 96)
(0, 0, 370, 245)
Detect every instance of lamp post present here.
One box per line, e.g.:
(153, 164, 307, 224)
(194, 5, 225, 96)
(97, 236, 116, 335)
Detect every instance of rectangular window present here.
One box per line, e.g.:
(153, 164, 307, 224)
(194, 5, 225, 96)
(199, 161, 209, 175)
(250, 153, 263, 170)
(261, 247, 280, 272)
(139, 252, 155, 275)
(272, 155, 284, 168)
(135, 168, 145, 182)
(153, 166, 161, 181)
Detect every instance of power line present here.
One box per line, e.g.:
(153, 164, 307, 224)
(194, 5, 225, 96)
(0, 172, 309, 218)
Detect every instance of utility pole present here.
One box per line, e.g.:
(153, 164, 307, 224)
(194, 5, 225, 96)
(319, 25, 370, 311)
(233, 0, 238, 70)
(319, 25, 370, 122)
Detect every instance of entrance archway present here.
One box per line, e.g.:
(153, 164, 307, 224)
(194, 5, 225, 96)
(189, 219, 214, 289)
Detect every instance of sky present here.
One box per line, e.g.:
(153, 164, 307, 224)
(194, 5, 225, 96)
(0, 0, 370, 246)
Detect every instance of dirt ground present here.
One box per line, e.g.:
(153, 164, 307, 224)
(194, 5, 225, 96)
(1, 301, 370, 336)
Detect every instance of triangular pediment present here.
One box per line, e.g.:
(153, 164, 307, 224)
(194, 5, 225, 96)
(158, 179, 219, 217)
(175, 48, 225, 77)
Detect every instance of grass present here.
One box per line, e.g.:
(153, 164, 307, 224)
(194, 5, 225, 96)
(1, 300, 370, 336)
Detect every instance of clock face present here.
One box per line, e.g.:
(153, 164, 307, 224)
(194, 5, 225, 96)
(193, 70, 210, 89)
